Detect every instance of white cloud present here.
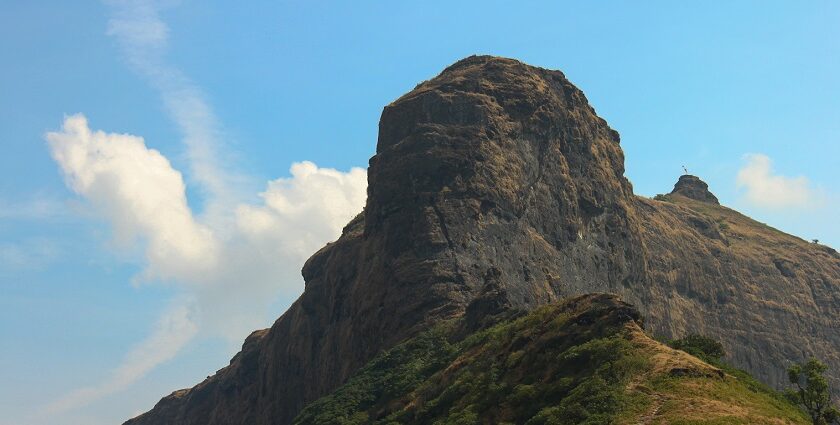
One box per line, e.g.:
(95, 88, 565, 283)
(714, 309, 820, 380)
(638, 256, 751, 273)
(47, 114, 218, 281)
(106, 0, 169, 53)
(106, 0, 239, 212)
(736, 153, 822, 209)
(41, 0, 368, 416)
(238, 161, 367, 265)
(44, 115, 367, 411)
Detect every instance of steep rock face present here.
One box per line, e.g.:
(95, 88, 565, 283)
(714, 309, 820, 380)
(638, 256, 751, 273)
(366, 56, 647, 312)
(126, 56, 840, 425)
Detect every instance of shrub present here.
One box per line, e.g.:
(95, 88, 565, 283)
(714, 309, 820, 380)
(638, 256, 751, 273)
(786, 358, 839, 425)
(668, 334, 725, 363)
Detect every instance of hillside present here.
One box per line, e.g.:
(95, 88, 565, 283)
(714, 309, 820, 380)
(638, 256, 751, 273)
(125, 56, 839, 425)
(293, 294, 809, 425)
(635, 176, 840, 393)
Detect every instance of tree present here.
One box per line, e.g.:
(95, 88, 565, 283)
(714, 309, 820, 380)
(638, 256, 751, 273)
(786, 358, 839, 425)
(668, 334, 725, 363)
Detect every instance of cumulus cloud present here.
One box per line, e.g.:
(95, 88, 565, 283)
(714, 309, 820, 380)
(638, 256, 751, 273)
(44, 115, 367, 412)
(238, 161, 367, 264)
(42, 0, 368, 415)
(736, 153, 822, 209)
(47, 115, 218, 281)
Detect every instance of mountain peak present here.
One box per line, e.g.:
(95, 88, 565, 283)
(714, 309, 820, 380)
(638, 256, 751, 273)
(670, 174, 719, 204)
(126, 57, 840, 425)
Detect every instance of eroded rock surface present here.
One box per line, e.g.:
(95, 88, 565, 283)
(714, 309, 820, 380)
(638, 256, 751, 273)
(670, 174, 720, 204)
(125, 56, 839, 425)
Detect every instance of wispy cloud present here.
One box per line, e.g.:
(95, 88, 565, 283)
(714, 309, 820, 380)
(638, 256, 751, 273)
(0, 238, 60, 270)
(106, 0, 238, 210)
(0, 196, 68, 220)
(736, 153, 823, 209)
(45, 115, 366, 412)
(41, 0, 369, 416)
(44, 302, 198, 415)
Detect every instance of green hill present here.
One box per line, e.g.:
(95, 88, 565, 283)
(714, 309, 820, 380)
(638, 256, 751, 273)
(293, 294, 808, 425)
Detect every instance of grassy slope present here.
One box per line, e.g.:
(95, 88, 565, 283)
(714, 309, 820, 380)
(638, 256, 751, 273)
(293, 294, 808, 425)
(649, 192, 838, 272)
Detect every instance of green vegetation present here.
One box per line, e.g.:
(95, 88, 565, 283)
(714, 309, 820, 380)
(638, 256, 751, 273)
(786, 358, 839, 425)
(293, 295, 810, 425)
(290, 324, 459, 425)
(667, 334, 725, 364)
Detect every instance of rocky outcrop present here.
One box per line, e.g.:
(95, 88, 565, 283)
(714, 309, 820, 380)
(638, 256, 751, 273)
(125, 56, 840, 425)
(670, 174, 719, 204)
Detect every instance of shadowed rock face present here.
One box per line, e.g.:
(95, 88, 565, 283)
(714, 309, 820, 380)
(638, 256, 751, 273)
(125, 56, 840, 425)
(670, 174, 719, 204)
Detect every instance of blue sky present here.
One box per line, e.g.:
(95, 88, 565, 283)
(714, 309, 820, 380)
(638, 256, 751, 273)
(1, 1, 837, 424)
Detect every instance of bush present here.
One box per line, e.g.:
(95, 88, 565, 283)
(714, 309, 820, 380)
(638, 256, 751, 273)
(668, 334, 725, 363)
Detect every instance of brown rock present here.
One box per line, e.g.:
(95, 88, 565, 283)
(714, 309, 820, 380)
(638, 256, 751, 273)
(670, 174, 720, 204)
(125, 56, 840, 425)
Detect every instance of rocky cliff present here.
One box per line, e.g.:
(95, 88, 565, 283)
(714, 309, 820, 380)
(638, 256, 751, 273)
(125, 56, 840, 425)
